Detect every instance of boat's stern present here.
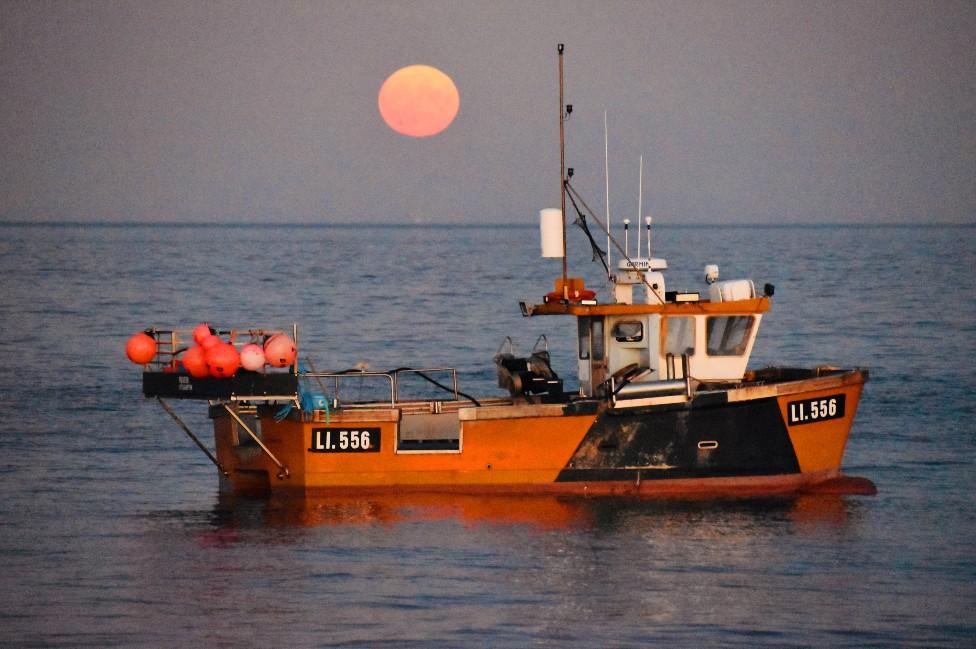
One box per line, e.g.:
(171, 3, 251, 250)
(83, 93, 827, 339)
(211, 404, 280, 495)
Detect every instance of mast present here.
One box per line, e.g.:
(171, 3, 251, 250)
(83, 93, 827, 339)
(558, 43, 568, 296)
(604, 111, 612, 278)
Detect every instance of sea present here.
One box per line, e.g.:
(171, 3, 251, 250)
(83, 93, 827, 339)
(0, 222, 973, 648)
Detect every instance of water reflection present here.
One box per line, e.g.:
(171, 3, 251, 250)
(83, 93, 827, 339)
(133, 491, 878, 647)
(204, 492, 863, 535)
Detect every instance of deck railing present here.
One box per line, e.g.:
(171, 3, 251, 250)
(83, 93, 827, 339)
(303, 367, 460, 408)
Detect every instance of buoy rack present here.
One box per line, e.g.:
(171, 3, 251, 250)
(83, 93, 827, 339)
(142, 370, 299, 401)
(139, 324, 300, 402)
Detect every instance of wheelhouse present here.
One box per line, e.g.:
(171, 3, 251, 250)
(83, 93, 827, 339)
(526, 273, 771, 399)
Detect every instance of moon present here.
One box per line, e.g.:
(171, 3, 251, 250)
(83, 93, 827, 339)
(378, 65, 460, 138)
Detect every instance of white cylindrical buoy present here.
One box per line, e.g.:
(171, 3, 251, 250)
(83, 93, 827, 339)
(539, 208, 564, 258)
(704, 264, 720, 284)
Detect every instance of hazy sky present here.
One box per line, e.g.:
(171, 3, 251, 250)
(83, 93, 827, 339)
(1, 0, 973, 224)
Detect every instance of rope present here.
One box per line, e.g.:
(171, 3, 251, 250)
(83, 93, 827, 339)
(564, 181, 665, 304)
(565, 183, 611, 276)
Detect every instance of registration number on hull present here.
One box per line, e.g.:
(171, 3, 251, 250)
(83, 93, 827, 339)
(787, 394, 846, 426)
(309, 428, 381, 453)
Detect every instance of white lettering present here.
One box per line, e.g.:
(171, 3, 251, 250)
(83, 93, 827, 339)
(310, 428, 380, 452)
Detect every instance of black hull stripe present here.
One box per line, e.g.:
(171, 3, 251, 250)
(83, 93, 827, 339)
(558, 396, 800, 482)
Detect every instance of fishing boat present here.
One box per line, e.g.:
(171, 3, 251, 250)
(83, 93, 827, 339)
(127, 45, 874, 498)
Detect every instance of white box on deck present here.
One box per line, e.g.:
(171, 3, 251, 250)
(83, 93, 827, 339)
(708, 279, 756, 302)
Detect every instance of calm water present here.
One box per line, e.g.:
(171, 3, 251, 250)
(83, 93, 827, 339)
(0, 223, 973, 647)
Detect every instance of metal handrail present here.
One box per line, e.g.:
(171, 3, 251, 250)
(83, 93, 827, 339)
(303, 371, 396, 407)
(393, 367, 459, 402)
(302, 367, 461, 408)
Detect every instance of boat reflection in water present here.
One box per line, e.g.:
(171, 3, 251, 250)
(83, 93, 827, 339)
(202, 492, 866, 535)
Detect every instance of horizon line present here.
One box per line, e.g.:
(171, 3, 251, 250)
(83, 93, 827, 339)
(0, 220, 973, 229)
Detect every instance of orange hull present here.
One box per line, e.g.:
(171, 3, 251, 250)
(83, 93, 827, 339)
(210, 368, 871, 498)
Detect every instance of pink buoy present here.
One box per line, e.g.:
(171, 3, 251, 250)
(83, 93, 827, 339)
(264, 334, 297, 368)
(182, 345, 209, 378)
(125, 332, 157, 364)
(207, 342, 240, 378)
(239, 343, 266, 371)
(192, 323, 213, 346)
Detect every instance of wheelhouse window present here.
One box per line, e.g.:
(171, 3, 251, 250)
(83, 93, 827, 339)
(578, 318, 590, 360)
(663, 316, 695, 356)
(578, 317, 605, 360)
(706, 316, 755, 356)
(612, 320, 643, 343)
(591, 318, 605, 361)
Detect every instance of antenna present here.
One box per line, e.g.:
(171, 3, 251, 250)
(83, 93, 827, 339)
(645, 216, 653, 259)
(637, 154, 643, 257)
(557, 44, 568, 296)
(623, 218, 630, 258)
(604, 111, 612, 278)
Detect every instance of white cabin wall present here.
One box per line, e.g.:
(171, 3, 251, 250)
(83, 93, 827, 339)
(583, 307, 765, 392)
(605, 314, 657, 378)
(687, 313, 763, 381)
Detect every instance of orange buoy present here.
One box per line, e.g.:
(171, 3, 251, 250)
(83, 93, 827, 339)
(182, 345, 210, 378)
(125, 332, 157, 364)
(264, 334, 297, 368)
(200, 334, 221, 350)
(239, 343, 266, 371)
(192, 323, 213, 346)
(207, 342, 240, 378)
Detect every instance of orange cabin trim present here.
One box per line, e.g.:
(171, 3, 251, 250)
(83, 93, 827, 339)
(528, 296, 771, 317)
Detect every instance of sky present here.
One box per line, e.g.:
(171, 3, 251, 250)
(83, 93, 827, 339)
(1, 0, 973, 225)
